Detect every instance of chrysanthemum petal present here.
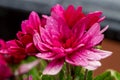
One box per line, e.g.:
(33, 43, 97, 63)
(93, 49, 112, 59)
(66, 51, 88, 66)
(43, 58, 64, 75)
(29, 11, 40, 29)
(72, 18, 86, 39)
(21, 11, 40, 35)
(83, 50, 102, 60)
(87, 34, 104, 47)
(36, 52, 56, 60)
(51, 4, 64, 20)
(81, 23, 101, 44)
(100, 25, 109, 34)
(33, 31, 41, 47)
(84, 61, 101, 70)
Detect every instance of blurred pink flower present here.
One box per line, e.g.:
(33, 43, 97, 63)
(0, 54, 12, 79)
(0, 39, 27, 63)
(34, 4, 112, 75)
(7, 40, 27, 63)
(0, 39, 12, 63)
(15, 59, 40, 75)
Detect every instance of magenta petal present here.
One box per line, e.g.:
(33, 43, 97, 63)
(21, 20, 28, 34)
(34, 31, 52, 52)
(66, 52, 88, 66)
(43, 58, 64, 75)
(21, 20, 35, 35)
(0, 59, 12, 78)
(81, 23, 100, 41)
(88, 11, 102, 17)
(25, 43, 37, 55)
(36, 47, 65, 60)
(81, 23, 102, 44)
(33, 32, 41, 46)
(0, 39, 6, 49)
(51, 4, 64, 20)
(40, 27, 53, 45)
(83, 50, 102, 60)
(93, 49, 112, 59)
(21, 11, 40, 35)
(100, 25, 109, 34)
(98, 16, 106, 22)
(86, 23, 100, 36)
(88, 34, 104, 47)
(29, 11, 40, 29)
(37, 42, 52, 52)
(84, 61, 101, 70)
(72, 19, 86, 39)
(36, 52, 56, 60)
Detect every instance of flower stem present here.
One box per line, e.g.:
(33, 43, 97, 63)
(84, 69, 88, 80)
(66, 63, 71, 75)
(39, 74, 43, 80)
(66, 63, 71, 80)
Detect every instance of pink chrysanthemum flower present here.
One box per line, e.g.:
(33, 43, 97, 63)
(33, 4, 112, 75)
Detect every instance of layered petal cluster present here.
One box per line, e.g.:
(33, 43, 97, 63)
(17, 11, 41, 56)
(34, 4, 112, 75)
(0, 11, 41, 63)
(51, 4, 105, 29)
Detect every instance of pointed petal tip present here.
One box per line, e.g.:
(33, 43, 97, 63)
(102, 50, 112, 58)
(29, 11, 39, 18)
(100, 25, 109, 33)
(89, 11, 103, 16)
(51, 4, 63, 11)
(95, 49, 112, 59)
(30, 11, 38, 15)
(98, 16, 106, 22)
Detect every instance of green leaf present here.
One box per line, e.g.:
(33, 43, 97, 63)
(42, 75, 55, 80)
(59, 70, 65, 80)
(74, 66, 82, 76)
(28, 66, 40, 80)
(87, 70, 93, 80)
(110, 69, 120, 80)
(75, 67, 84, 80)
(94, 69, 120, 80)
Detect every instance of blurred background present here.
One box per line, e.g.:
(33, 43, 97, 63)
(0, 0, 120, 76)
